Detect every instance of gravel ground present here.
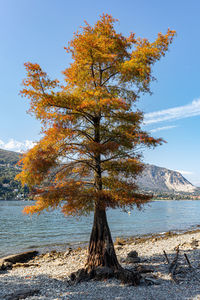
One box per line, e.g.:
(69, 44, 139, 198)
(1, 230, 200, 299)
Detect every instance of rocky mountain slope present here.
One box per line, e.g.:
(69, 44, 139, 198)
(0, 148, 197, 196)
(137, 164, 197, 193)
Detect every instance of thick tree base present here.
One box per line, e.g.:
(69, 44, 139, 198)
(69, 266, 141, 285)
(69, 207, 141, 285)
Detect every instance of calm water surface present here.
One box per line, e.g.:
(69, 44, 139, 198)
(1, 200, 200, 257)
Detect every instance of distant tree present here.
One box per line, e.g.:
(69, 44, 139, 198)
(17, 15, 175, 283)
(2, 177, 9, 184)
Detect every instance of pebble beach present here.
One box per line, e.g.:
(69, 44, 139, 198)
(1, 230, 200, 300)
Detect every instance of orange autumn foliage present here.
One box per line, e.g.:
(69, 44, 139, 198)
(16, 14, 175, 216)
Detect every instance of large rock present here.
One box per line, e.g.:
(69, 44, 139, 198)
(0, 251, 38, 270)
(1, 250, 38, 263)
(125, 250, 141, 263)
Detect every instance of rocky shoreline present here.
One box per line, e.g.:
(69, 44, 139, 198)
(1, 229, 200, 299)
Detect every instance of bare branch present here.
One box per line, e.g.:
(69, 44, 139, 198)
(76, 129, 95, 141)
(91, 64, 97, 87)
(101, 72, 119, 86)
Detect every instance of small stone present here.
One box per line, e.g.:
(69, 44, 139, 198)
(125, 257, 141, 264)
(190, 239, 199, 248)
(127, 250, 138, 258)
(181, 242, 191, 248)
(51, 250, 57, 253)
(43, 253, 51, 259)
(119, 257, 126, 263)
(143, 276, 161, 285)
(2, 261, 13, 270)
(115, 246, 123, 251)
(64, 248, 72, 257)
(152, 238, 158, 242)
(115, 237, 126, 246)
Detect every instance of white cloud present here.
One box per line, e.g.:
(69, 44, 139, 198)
(176, 170, 194, 175)
(144, 98, 200, 125)
(192, 180, 200, 187)
(150, 125, 177, 133)
(0, 139, 36, 153)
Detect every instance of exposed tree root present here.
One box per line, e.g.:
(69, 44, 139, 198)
(69, 266, 141, 285)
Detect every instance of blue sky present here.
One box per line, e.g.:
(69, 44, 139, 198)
(0, 0, 200, 186)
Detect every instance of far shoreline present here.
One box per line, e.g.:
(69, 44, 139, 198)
(1, 197, 200, 201)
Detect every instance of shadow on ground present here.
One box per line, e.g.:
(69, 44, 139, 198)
(0, 248, 200, 299)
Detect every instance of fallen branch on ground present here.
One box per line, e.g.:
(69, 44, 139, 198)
(168, 246, 180, 283)
(163, 250, 170, 264)
(184, 253, 192, 268)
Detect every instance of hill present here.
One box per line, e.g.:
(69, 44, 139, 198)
(0, 149, 20, 165)
(137, 164, 197, 194)
(0, 148, 198, 199)
(0, 149, 28, 200)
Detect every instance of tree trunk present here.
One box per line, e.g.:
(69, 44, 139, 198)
(86, 116, 120, 271)
(86, 204, 120, 271)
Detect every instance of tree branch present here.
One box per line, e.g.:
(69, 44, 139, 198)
(101, 72, 119, 86)
(91, 63, 97, 87)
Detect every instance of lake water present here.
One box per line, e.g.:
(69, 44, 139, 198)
(1, 200, 200, 257)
